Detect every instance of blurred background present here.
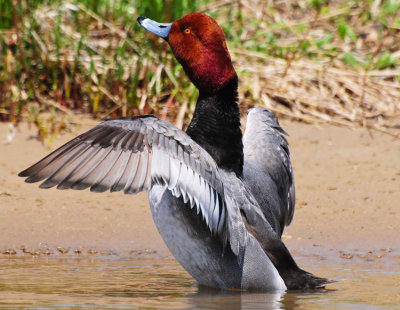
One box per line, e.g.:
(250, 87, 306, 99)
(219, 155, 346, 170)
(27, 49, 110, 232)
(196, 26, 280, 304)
(0, 0, 399, 145)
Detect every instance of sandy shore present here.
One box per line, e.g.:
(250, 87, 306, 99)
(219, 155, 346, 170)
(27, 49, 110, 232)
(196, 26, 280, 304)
(0, 118, 399, 262)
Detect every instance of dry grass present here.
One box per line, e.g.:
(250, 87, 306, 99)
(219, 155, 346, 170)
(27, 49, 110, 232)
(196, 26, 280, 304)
(236, 51, 400, 136)
(218, 0, 400, 137)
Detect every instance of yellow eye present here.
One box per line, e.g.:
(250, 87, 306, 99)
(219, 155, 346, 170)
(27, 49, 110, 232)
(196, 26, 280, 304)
(184, 28, 191, 34)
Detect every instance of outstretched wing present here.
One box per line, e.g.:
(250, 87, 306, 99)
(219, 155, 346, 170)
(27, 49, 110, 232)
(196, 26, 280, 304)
(242, 107, 295, 236)
(19, 115, 247, 256)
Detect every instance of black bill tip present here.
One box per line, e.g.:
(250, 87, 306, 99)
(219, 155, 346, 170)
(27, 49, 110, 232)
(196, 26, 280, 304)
(137, 16, 172, 40)
(137, 16, 147, 24)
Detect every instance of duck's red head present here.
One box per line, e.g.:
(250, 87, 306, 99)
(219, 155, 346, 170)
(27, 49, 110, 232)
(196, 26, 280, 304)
(138, 13, 236, 94)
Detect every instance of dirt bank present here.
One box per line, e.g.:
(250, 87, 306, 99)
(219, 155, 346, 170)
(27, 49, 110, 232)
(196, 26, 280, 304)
(0, 118, 399, 262)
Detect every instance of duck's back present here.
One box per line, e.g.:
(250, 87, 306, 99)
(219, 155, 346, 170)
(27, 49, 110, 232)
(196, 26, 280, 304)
(243, 108, 295, 236)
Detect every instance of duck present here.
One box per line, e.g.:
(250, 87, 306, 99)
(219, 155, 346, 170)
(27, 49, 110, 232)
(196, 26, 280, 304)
(19, 13, 329, 291)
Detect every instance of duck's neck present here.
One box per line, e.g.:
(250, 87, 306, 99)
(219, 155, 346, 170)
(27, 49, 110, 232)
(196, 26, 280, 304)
(186, 75, 243, 175)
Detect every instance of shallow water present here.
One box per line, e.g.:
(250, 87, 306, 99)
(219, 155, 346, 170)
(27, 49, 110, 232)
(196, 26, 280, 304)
(0, 255, 399, 309)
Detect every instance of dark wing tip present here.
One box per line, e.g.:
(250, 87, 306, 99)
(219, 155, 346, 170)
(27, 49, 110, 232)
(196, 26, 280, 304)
(25, 175, 47, 184)
(90, 184, 110, 193)
(19, 167, 38, 178)
(18, 170, 28, 177)
(39, 181, 56, 189)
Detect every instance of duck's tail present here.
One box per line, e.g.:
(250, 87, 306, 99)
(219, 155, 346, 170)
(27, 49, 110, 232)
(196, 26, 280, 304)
(240, 201, 333, 291)
(245, 222, 333, 290)
(261, 236, 334, 290)
(280, 268, 333, 290)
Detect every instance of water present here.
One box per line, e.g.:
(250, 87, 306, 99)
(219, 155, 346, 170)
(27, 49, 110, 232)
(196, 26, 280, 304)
(0, 255, 399, 309)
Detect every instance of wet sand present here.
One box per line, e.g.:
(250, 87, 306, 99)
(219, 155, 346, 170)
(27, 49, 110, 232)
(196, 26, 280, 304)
(0, 118, 399, 263)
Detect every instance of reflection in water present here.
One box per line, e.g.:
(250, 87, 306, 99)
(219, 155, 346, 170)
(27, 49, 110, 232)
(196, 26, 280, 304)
(189, 286, 336, 310)
(0, 255, 398, 309)
(189, 288, 285, 310)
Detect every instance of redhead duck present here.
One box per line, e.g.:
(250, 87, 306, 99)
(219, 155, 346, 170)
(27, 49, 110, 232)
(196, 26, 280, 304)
(19, 13, 328, 291)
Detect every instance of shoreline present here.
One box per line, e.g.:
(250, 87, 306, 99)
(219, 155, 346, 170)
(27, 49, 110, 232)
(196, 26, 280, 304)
(1, 119, 399, 265)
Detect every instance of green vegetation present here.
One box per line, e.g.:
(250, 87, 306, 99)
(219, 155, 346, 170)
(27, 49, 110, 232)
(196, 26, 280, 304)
(0, 0, 399, 143)
(216, 0, 399, 70)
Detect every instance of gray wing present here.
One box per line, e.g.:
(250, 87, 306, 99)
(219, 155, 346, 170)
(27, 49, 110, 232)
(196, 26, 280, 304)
(19, 115, 245, 256)
(242, 107, 295, 236)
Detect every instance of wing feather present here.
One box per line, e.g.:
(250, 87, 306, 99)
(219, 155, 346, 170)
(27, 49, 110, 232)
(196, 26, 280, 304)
(168, 157, 180, 189)
(122, 151, 141, 194)
(112, 151, 140, 192)
(58, 146, 109, 190)
(41, 143, 97, 189)
(60, 146, 115, 190)
(24, 141, 87, 183)
(92, 150, 131, 192)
